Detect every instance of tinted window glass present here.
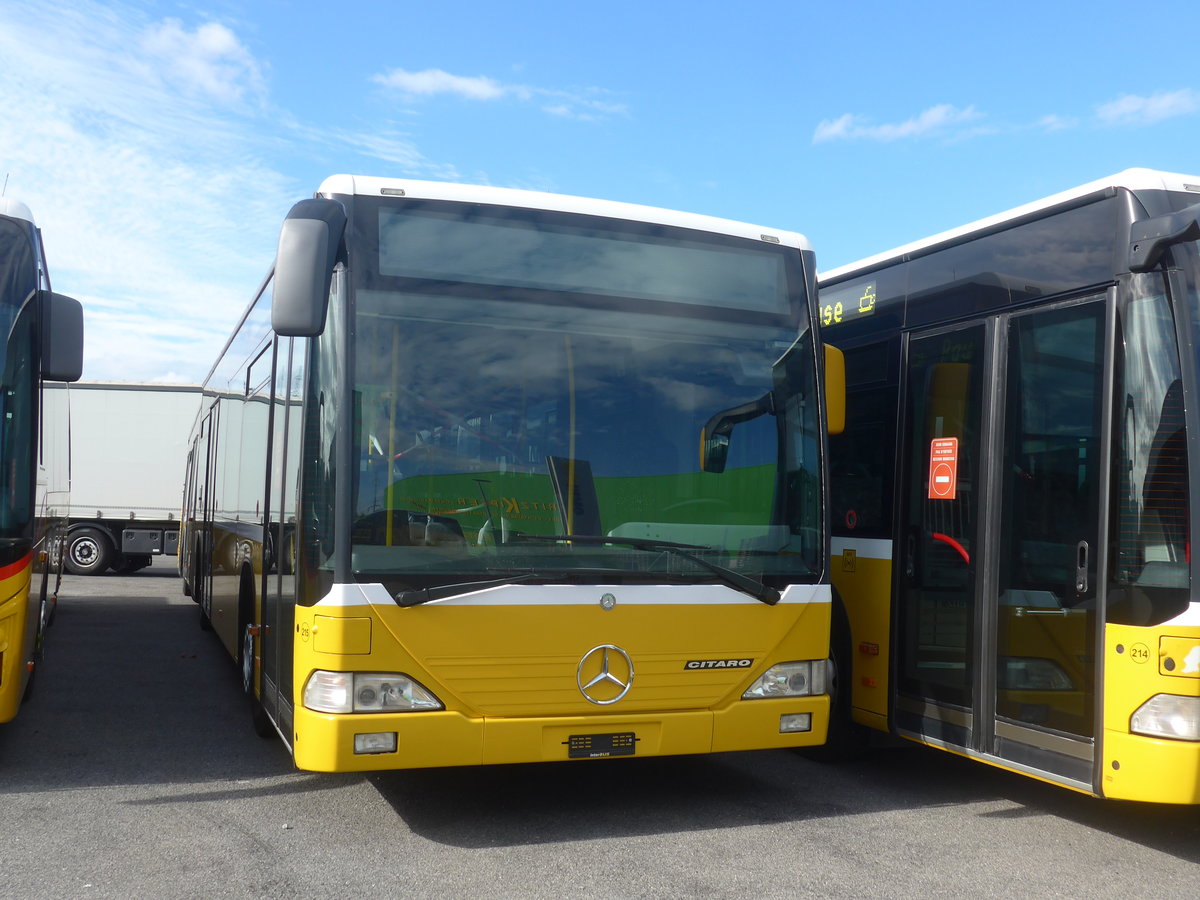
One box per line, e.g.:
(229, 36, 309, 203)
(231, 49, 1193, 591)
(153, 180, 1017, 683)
(830, 341, 896, 537)
(1109, 275, 1191, 626)
(906, 198, 1119, 325)
(378, 203, 793, 316)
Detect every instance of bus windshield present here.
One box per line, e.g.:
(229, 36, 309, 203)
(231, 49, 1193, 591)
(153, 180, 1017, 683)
(0, 216, 38, 539)
(308, 198, 822, 593)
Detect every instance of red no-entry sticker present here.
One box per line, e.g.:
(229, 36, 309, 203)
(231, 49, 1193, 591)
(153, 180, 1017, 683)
(928, 437, 958, 500)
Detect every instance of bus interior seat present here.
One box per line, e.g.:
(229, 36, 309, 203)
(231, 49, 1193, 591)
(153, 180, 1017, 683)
(352, 508, 466, 546)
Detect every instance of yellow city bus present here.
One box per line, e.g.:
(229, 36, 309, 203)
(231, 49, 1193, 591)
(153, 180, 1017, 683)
(818, 169, 1200, 803)
(0, 199, 83, 723)
(180, 176, 844, 772)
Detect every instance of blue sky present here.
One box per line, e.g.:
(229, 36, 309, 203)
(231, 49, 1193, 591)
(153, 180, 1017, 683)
(2, 0, 1198, 383)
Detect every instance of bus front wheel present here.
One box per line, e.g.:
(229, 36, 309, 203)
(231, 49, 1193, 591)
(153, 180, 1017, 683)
(800, 600, 871, 761)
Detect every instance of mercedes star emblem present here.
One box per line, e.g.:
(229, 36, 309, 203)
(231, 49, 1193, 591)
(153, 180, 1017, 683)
(577, 644, 634, 705)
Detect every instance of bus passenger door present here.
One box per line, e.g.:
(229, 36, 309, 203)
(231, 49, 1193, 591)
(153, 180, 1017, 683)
(989, 297, 1106, 787)
(896, 324, 988, 748)
(896, 298, 1107, 791)
(198, 401, 220, 626)
(262, 336, 305, 741)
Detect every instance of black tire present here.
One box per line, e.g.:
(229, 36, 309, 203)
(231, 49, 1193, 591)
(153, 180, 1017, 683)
(64, 527, 114, 576)
(35, 586, 50, 656)
(197, 567, 213, 631)
(198, 588, 213, 630)
(243, 623, 276, 739)
(193, 537, 213, 629)
(281, 529, 296, 576)
(800, 600, 871, 762)
(250, 693, 276, 739)
(22, 583, 48, 703)
(45, 573, 58, 627)
(237, 568, 255, 691)
(237, 570, 276, 739)
(115, 554, 152, 574)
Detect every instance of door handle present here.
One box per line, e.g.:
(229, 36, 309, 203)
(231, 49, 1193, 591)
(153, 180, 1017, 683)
(1075, 540, 1089, 594)
(1015, 608, 1070, 617)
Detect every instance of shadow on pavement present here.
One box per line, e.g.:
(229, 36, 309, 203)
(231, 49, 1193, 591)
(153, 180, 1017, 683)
(8, 573, 1199, 866)
(0, 584, 295, 791)
(370, 724, 1197, 857)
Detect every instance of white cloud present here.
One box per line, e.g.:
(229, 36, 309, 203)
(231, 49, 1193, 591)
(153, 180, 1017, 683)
(541, 91, 628, 122)
(289, 123, 464, 180)
(0, 1, 293, 383)
(372, 66, 626, 120)
(811, 113, 858, 143)
(0, 4, 623, 382)
(813, 104, 982, 143)
(1035, 113, 1079, 132)
(1096, 89, 1200, 126)
(372, 67, 505, 100)
(141, 19, 266, 105)
(0, 2, 480, 384)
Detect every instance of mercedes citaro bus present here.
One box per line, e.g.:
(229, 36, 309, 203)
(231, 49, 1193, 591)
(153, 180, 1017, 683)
(820, 169, 1200, 803)
(181, 176, 845, 772)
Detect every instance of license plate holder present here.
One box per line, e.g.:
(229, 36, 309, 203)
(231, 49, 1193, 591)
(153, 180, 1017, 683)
(566, 731, 637, 759)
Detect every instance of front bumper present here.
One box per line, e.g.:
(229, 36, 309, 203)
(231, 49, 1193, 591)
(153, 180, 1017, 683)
(292, 694, 830, 772)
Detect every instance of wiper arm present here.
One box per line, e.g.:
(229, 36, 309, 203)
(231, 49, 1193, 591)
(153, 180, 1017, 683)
(395, 573, 542, 607)
(396, 565, 670, 606)
(510, 533, 781, 605)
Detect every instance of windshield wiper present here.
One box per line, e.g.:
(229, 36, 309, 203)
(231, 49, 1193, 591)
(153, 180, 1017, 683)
(395, 573, 543, 607)
(509, 533, 781, 605)
(395, 565, 677, 607)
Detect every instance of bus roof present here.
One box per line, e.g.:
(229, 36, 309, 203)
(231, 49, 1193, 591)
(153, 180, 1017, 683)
(317, 174, 813, 252)
(0, 198, 35, 225)
(820, 168, 1200, 283)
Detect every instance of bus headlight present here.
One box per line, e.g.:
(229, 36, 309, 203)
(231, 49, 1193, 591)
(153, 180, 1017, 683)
(303, 670, 444, 714)
(1130, 694, 1200, 741)
(742, 660, 826, 699)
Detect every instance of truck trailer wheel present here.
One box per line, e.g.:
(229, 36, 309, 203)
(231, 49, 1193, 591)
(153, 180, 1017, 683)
(65, 527, 114, 575)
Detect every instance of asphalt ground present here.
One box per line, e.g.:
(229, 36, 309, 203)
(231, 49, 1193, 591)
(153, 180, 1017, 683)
(2, 559, 1198, 899)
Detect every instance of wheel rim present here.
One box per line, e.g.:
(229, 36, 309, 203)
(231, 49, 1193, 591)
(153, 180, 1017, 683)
(71, 538, 99, 568)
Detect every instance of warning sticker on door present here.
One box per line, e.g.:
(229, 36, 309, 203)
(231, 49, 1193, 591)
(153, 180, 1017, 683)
(928, 437, 959, 500)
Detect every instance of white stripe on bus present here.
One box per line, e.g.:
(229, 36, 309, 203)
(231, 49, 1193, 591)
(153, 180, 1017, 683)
(830, 537, 893, 561)
(315, 582, 831, 608)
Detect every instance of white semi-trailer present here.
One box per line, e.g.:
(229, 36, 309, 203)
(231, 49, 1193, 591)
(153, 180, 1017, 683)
(46, 382, 202, 575)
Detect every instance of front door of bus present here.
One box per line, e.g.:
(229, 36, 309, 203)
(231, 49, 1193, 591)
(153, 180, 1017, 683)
(897, 296, 1106, 790)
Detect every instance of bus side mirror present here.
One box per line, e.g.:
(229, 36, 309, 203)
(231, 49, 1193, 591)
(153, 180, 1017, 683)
(700, 394, 773, 474)
(41, 291, 84, 383)
(272, 198, 348, 337)
(1129, 203, 1200, 273)
(825, 344, 845, 436)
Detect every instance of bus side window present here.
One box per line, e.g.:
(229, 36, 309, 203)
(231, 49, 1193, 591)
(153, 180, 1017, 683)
(829, 340, 897, 538)
(1110, 288, 1190, 626)
(1139, 379, 1188, 581)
